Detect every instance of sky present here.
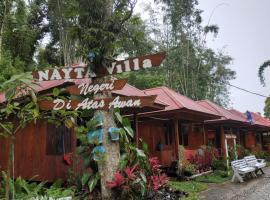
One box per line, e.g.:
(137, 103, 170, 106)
(135, 0, 270, 114)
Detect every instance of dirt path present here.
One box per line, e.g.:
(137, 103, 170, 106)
(200, 168, 270, 200)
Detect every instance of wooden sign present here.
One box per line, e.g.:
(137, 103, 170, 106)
(66, 79, 127, 95)
(32, 52, 166, 81)
(38, 95, 157, 111)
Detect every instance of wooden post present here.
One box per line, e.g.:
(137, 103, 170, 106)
(134, 113, 139, 147)
(224, 137, 229, 168)
(174, 119, 179, 159)
(233, 138, 237, 159)
(203, 123, 206, 145)
(220, 126, 226, 159)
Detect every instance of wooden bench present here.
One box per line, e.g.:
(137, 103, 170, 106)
(231, 159, 256, 183)
(244, 155, 266, 174)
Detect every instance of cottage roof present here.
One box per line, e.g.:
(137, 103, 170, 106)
(140, 86, 220, 119)
(197, 100, 247, 124)
(230, 109, 270, 129)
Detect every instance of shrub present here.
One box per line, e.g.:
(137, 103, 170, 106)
(237, 145, 251, 159)
(189, 146, 216, 173)
(107, 156, 168, 199)
(182, 162, 197, 176)
(212, 157, 227, 171)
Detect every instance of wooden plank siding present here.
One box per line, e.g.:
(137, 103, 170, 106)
(0, 121, 76, 182)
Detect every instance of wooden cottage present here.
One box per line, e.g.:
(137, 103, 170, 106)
(128, 87, 221, 167)
(0, 80, 166, 182)
(229, 109, 270, 152)
(197, 100, 270, 158)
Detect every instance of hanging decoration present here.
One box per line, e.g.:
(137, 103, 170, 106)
(108, 127, 120, 141)
(87, 128, 103, 144)
(92, 146, 106, 162)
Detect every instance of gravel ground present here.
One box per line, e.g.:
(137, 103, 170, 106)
(199, 167, 270, 200)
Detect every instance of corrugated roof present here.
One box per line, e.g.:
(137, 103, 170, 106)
(0, 79, 91, 103)
(230, 109, 270, 128)
(113, 84, 168, 107)
(197, 100, 247, 123)
(143, 86, 220, 117)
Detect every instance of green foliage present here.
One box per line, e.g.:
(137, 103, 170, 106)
(183, 163, 197, 176)
(169, 180, 208, 200)
(258, 60, 270, 86)
(123, 0, 235, 107)
(264, 97, 270, 119)
(0, 172, 74, 199)
(195, 170, 232, 183)
(0, 0, 47, 73)
(169, 180, 207, 194)
(211, 158, 227, 171)
(237, 145, 251, 159)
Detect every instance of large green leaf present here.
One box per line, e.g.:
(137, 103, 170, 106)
(53, 88, 60, 97)
(88, 173, 100, 193)
(81, 173, 90, 187)
(114, 111, 123, 123)
(124, 126, 134, 138)
(136, 148, 146, 157)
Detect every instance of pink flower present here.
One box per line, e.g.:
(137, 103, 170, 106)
(150, 174, 167, 191)
(149, 157, 161, 172)
(124, 164, 137, 180)
(106, 171, 124, 188)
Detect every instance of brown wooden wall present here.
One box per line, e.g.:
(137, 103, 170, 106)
(0, 121, 76, 182)
(138, 120, 176, 166)
(186, 126, 205, 150)
(245, 131, 259, 152)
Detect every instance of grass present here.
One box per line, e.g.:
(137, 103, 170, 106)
(195, 170, 232, 183)
(266, 161, 270, 167)
(169, 180, 208, 200)
(169, 170, 232, 200)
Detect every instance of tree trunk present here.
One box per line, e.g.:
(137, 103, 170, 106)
(0, 0, 10, 60)
(94, 1, 120, 199)
(94, 78, 120, 200)
(5, 139, 14, 200)
(96, 109, 120, 199)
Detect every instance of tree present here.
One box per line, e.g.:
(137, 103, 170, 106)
(264, 97, 270, 119)
(0, 0, 48, 82)
(258, 60, 270, 86)
(76, 1, 138, 199)
(122, 0, 235, 107)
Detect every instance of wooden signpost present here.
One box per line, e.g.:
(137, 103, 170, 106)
(32, 52, 166, 81)
(35, 51, 166, 200)
(38, 95, 157, 111)
(36, 52, 166, 112)
(66, 79, 127, 95)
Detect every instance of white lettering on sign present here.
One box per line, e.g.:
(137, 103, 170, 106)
(38, 70, 49, 82)
(34, 57, 154, 81)
(74, 68, 85, 79)
(48, 96, 144, 110)
(76, 98, 105, 110)
(78, 81, 115, 95)
(53, 99, 66, 110)
(109, 96, 141, 109)
(50, 69, 61, 80)
(62, 68, 73, 79)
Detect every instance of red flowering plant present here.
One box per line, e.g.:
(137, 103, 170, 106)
(106, 144, 167, 199)
(189, 146, 217, 173)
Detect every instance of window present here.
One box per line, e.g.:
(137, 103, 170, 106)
(164, 121, 172, 145)
(181, 124, 189, 146)
(46, 123, 73, 155)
